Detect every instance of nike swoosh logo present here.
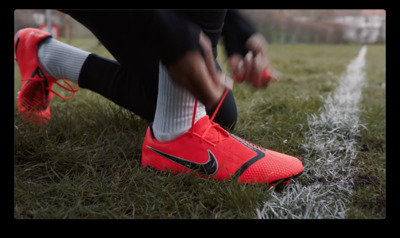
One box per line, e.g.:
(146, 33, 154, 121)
(230, 134, 265, 178)
(146, 146, 218, 176)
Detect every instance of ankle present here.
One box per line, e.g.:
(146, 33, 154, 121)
(37, 38, 90, 83)
(151, 125, 190, 142)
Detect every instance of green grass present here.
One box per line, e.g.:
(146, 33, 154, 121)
(14, 39, 386, 219)
(347, 45, 386, 218)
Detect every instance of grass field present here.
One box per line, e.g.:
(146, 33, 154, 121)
(14, 38, 386, 219)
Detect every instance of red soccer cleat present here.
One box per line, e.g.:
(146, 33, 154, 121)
(141, 82, 303, 186)
(14, 28, 78, 124)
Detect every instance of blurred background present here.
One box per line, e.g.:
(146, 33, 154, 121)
(14, 9, 386, 45)
(243, 9, 385, 44)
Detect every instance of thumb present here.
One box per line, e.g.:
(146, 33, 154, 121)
(229, 54, 242, 75)
(229, 54, 246, 82)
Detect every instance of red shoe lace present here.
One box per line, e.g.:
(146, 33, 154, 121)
(50, 79, 79, 100)
(189, 74, 237, 147)
(189, 69, 271, 146)
(25, 76, 79, 101)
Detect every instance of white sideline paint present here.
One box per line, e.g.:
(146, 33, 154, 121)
(257, 46, 368, 219)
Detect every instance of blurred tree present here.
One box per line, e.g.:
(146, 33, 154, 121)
(240, 9, 376, 44)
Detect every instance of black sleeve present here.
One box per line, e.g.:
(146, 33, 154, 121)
(221, 10, 258, 57)
(153, 10, 203, 67)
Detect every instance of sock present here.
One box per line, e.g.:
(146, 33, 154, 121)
(152, 63, 207, 142)
(37, 37, 90, 83)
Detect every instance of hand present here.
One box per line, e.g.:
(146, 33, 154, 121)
(166, 32, 225, 109)
(229, 33, 277, 88)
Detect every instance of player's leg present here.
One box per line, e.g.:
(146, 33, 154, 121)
(64, 10, 238, 128)
(47, 10, 160, 122)
(15, 10, 237, 127)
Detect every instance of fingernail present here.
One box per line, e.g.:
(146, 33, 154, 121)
(238, 59, 243, 70)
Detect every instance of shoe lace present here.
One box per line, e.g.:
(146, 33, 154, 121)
(189, 74, 237, 147)
(26, 75, 79, 101)
(51, 79, 79, 100)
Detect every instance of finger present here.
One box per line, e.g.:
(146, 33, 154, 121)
(236, 59, 246, 83)
(199, 32, 220, 87)
(229, 54, 242, 74)
(187, 55, 225, 109)
(195, 62, 225, 108)
(166, 50, 224, 110)
(257, 55, 272, 87)
(246, 33, 268, 57)
(243, 51, 253, 83)
(245, 51, 264, 85)
(229, 54, 246, 83)
(249, 53, 265, 87)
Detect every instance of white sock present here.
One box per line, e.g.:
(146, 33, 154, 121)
(152, 63, 207, 142)
(37, 37, 90, 83)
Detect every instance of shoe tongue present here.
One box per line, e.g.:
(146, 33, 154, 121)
(192, 116, 211, 131)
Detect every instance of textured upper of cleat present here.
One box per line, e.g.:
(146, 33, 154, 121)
(142, 116, 303, 185)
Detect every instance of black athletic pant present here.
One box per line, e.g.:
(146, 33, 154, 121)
(61, 10, 238, 129)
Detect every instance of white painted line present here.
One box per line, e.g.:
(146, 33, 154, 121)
(257, 46, 368, 219)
